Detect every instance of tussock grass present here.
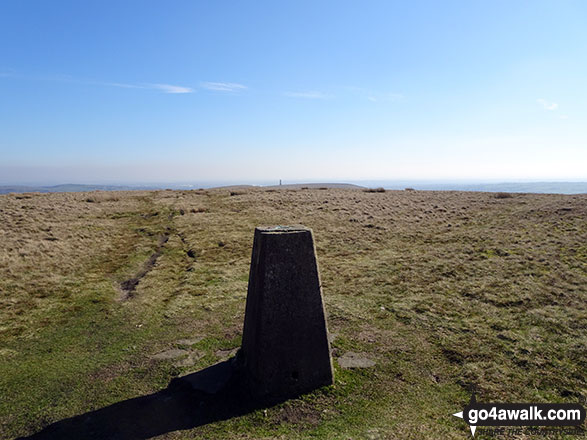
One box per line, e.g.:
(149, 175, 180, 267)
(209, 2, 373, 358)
(495, 191, 514, 199)
(83, 191, 120, 203)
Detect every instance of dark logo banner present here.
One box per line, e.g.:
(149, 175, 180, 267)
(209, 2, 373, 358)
(453, 394, 585, 437)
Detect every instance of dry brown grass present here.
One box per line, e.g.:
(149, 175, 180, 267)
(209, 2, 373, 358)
(494, 191, 514, 199)
(363, 187, 386, 193)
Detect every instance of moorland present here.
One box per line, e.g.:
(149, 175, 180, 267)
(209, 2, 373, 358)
(0, 187, 585, 439)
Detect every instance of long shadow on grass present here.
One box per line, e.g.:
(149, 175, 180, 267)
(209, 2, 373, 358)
(19, 358, 278, 440)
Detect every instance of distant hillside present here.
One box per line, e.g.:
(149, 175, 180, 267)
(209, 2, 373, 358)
(0, 182, 366, 195)
(2, 181, 585, 195)
(0, 184, 153, 194)
(261, 183, 365, 190)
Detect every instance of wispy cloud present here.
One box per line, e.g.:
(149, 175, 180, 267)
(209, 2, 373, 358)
(149, 83, 193, 94)
(0, 70, 193, 94)
(284, 91, 332, 99)
(559, 114, 569, 120)
(103, 82, 193, 93)
(200, 82, 247, 92)
(537, 98, 558, 111)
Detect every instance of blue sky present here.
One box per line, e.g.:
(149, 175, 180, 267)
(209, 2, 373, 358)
(1, 0, 586, 184)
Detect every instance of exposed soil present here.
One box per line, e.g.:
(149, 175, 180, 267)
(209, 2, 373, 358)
(119, 233, 169, 300)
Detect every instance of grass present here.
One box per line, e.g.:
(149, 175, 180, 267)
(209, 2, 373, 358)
(0, 188, 585, 439)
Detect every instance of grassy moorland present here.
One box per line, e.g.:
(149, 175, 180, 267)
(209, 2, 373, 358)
(0, 188, 585, 439)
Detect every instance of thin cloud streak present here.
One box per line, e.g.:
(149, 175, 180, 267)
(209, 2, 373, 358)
(537, 98, 558, 111)
(0, 71, 193, 94)
(149, 83, 193, 94)
(102, 82, 193, 93)
(200, 82, 247, 92)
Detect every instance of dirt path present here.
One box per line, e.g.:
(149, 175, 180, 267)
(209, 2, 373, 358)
(119, 232, 170, 300)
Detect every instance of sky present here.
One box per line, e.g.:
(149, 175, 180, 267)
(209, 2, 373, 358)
(1, 0, 586, 185)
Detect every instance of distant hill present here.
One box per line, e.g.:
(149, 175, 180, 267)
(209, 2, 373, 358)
(0, 184, 153, 194)
(2, 181, 585, 195)
(261, 183, 365, 190)
(0, 182, 367, 195)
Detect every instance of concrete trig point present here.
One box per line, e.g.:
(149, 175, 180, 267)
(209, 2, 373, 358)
(240, 225, 334, 399)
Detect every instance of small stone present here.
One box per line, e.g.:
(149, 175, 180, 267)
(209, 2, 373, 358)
(215, 347, 239, 360)
(176, 337, 203, 346)
(151, 349, 189, 360)
(338, 352, 375, 369)
(328, 332, 338, 344)
(173, 351, 203, 367)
